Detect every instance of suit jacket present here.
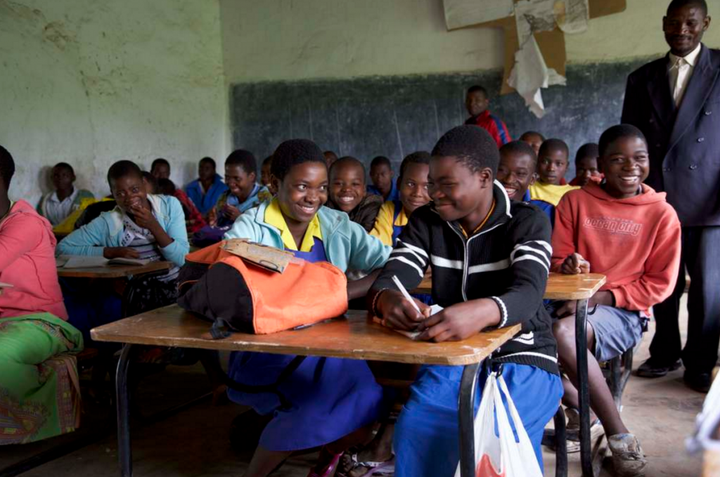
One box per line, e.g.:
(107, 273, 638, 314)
(622, 44, 720, 227)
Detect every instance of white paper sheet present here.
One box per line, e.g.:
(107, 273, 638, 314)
(554, 0, 590, 34)
(507, 35, 566, 118)
(514, 0, 557, 46)
(443, 0, 515, 30)
(60, 256, 110, 269)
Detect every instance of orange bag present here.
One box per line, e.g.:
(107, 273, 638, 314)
(178, 241, 348, 335)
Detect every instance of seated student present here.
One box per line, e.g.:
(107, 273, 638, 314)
(150, 158, 171, 180)
(529, 138, 579, 207)
(324, 150, 338, 168)
(209, 150, 271, 229)
(326, 156, 384, 233)
(185, 157, 229, 217)
(157, 178, 207, 234)
(464, 85, 512, 147)
(223, 139, 391, 477)
(371, 151, 431, 247)
(37, 162, 94, 226)
(0, 146, 84, 444)
(369, 126, 562, 477)
(142, 171, 158, 195)
(569, 143, 602, 186)
(260, 155, 276, 195)
(520, 130, 545, 157)
(57, 160, 188, 334)
(497, 141, 554, 225)
(550, 125, 681, 476)
(367, 156, 400, 202)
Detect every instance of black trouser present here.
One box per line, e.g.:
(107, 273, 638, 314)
(650, 226, 720, 374)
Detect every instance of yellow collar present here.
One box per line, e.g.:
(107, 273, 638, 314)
(394, 204, 409, 228)
(264, 198, 323, 252)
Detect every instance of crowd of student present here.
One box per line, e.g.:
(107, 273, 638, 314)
(0, 1, 711, 476)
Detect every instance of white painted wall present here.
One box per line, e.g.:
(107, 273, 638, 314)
(0, 0, 227, 205)
(221, 0, 720, 83)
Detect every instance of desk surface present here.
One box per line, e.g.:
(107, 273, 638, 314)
(413, 273, 606, 300)
(91, 306, 521, 366)
(57, 261, 172, 279)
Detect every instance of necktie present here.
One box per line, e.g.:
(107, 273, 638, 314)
(673, 57, 690, 106)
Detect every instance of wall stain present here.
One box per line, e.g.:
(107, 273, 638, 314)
(42, 21, 75, 50)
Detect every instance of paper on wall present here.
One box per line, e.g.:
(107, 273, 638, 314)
(554, 0, 590, 34)
(514, 0, 557, 46)
(443, 0, 514, 31)
(507, 35, 566, 118)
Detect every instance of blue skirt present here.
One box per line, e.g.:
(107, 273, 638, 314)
(227, 351, 386, 452)
(394, 363, 563, 477)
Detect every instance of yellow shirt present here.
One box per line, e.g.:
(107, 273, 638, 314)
(370, 201, 408, 247)
(263, 198, 322, 252)
(52, 197, 114, 235)
(529, 182, 579, 207)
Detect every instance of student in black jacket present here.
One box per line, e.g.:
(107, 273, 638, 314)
(368, 126, 562, 477)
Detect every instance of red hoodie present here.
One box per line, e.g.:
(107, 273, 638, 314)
(0, 200, 67, 319)
(551, 183, 681, 313)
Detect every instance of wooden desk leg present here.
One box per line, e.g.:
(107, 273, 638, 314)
(116, 344, 134, 477)
(458, 362, 482, 477)
(575, 299, 596, 477)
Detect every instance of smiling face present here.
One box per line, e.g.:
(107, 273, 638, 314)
(225, 164, 256, 202)
(398, 162, 430, 214)
(466, 90, 489, 117)
(599, 136, 649, 199)
(537, 147, 569, 185)
(110, 173, 149, 214)
(274, 162, 328, 227)
(329, 162, 366, 213)
(52, 166, 75, 192)
(429, 156, 494, 232)
(497, 151, 536, 201)
(664, 3, 710, 57)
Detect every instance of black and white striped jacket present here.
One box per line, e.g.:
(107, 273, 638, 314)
(371, 182, 559, 375)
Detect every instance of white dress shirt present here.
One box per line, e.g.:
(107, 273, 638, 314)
(668, 43, 702, 107)
(41, 188, 79, 226)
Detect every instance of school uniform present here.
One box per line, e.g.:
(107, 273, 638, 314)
(213, 184, 272, 228)
(622, 43, 720, 377)
(184, 174, 228, 216)
(367, 181, 400, 203)
(528, 182, 579, 207)
(37, 188, 94, 226)
(522, 189, 555, 228)
(371, 200, 407, 247)
(371, 182, 562, 476)
(223, 200, 391, 451)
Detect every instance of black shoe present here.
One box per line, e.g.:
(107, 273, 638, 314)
(684, 370, 712, 393)
(636, 358, 682, 378)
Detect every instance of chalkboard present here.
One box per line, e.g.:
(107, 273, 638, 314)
(230, 57, 653, 178)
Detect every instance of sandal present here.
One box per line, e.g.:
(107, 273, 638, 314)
(338, 452, 395, 477)
(307, 451, 343, 477)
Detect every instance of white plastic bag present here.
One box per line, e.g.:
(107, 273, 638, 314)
(454, 371, 543, 477)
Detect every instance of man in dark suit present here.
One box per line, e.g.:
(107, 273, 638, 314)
(621, 0, 717, 392)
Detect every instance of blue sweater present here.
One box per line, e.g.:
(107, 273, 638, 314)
(224, 201, 391, 274)
(185, 174, 229, 216)
(56, 194, 189, 267)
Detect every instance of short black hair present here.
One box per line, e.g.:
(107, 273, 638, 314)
(151, 158, 170, 172)
(142, 171, 158, 191)
(399, 151, 431, 181)
(500, 141, 538, 168)
(330, 156, 366, 180)
(271, 139, 326, 182)
(467, 85, 489, 97)
(156, 178, 177, 195)
(0, 145, 15, 186)
(432, 125, 500, 175)
(262, 155, 273, 167)
(520, 131, 546, 142)
(538, 138, 570, 159)
(599, 124, 648, 157)
(370, 156, 392, 170)
(667, 0, 708, 16)
(107, 160, 143, 189)
(575, 143, 600, 164)
(53, 162, 75, 175)
(225, 149, 257, 176)
(199, 156, 216, 169)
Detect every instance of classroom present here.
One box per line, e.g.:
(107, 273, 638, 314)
(1, 0, 719, 476)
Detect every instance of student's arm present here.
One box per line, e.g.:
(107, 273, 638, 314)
(347, 269, 381, 301)
(56, 215, 112, 257)
(223, 210, 260, 241)
(370, 202, 394, 247)
(0, 214, 43, 271)
(609, 211, 682, 311)
(151, 196, 189, 267)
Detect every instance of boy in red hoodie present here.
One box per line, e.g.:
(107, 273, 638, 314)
(551, 125, 681, 476)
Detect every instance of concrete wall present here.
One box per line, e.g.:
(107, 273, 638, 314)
(221, 0, 720, 84)
(0, 0, 227, 205)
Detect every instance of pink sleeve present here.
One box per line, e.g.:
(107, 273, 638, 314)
(0, 214, 43, 272)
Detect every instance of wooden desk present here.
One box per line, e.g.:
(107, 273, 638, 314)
(92, 307, 520, 477)
(57, 261, 172, 279)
